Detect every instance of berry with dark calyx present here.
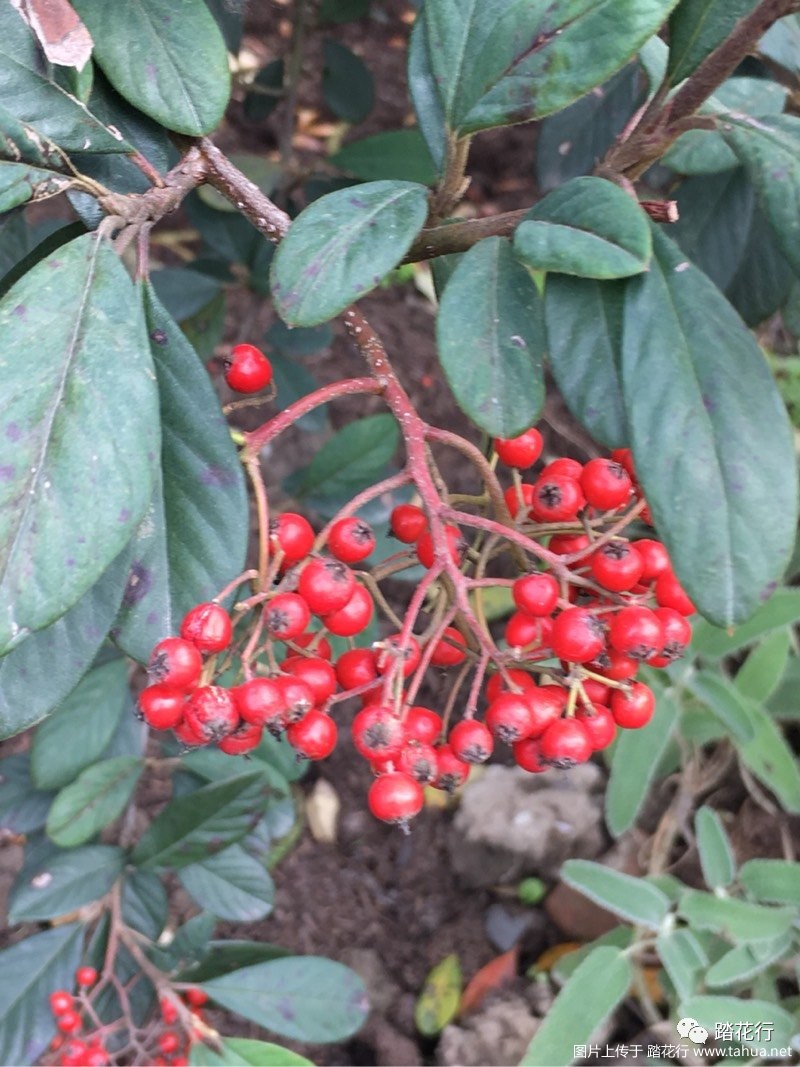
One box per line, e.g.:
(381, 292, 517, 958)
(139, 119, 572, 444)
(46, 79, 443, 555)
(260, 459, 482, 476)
(416, 524, 463, 568)
(148, 637, 203, 690)
(75, 966, 97, 988)
(368, 771, 424, 826)
(184, 988, 209, 1008)
(180, 602, 232, 654)
(505, 611, 552, 650)
(655, 570, 696, 616)
(429, 626, 467, 667)
(49, 992, 73, 1016)
(232, 677, 284, 732)
(588, 648, 639, 681)
(282, 655, 337, 704)
(550, 607, 605, 663)
(274, 675, 315, 725)
(327, 517, 376, 563)
(580, 458, 632, 511)
(530, 474, 585, 522)
(389, 503, 427, 543)
(56, 1010, 82, 1035)
(484, 669, 536, 702)
(158, 1032, 181, 1055)
(173, 717, 207, 748)
(633, 538, 670, 582)
(609, 606, 664, 661)
(611, 447, 636, 481)
(485, 692, 535, 745)
(493, 428, 543, 469)
(649, 607, 692, 665)
(397, 740, 438, 784)
(513, 737, 547, 773)
(218, 720, 263, 755)
(375, 635, 421, 678)
(184, 686, 239, 742)
(590, 540, 644, 592)
(322, 583, 374, 637)
(610, 681, 655, 729)
(541, 457, 584, 480)
(298, 557, 356, 615)
(449, 719, 494, 764)
(224, 342, 272, 393)
(526, 684, 567, 737)
(513, 572, 559, 617)
(503, 483, 535, 520)
(352, 705, 405, 760)
(336, 648, 378, 691)
(539, 718, 593, 767)
(270, 512, 315, 564)
(264, 592, 311, 640)
(575, 703, 616, 750)
(403, 705, 443, 745)
(139, 685, 186, 729)
(286, 710, 337, 760)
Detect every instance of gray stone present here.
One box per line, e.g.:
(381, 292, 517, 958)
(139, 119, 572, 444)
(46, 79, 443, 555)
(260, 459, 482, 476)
(437, 992, 540, 1067)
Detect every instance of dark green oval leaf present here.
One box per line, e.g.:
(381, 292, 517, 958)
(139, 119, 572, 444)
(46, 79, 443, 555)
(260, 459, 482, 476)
(179, 844, 275, 922)
(122, 869, 169, 940)
(46, 756, 143, 847)
(292, 414, 399, 501)
(668, 1, 759, 83)
(0, 162, 74, 213)
(322, 39, 373, 124)
(407, 14, 446, 173)
(561, 859, 671, 930)
(332, 129, 436, 185)
(0, 754, 54, 833)
(271, 180, 429, 326)
(437, 237, 545, 438)
(9, 844, 124, 922)
(620, 228, 797, 625)
(671, 169, 754, 291)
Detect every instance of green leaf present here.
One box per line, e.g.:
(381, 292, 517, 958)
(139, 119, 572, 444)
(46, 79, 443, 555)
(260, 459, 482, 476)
(620, 227, 797, 626)
(759, 12, 800, 72)
(705, 937, 788, 989)
(46, 756, 143, 847)
(0, 546, 130, 739)
(179, 844, 275, 922)
(767, 652, 800, 720)
(265, 320, 332, 357)
(561, 859, 671, 930)
(0, 924, 83, 1067)
(292, 415, 399, 501)
(656, 929, 709, 1001)
(725, 201, 793, 327)
(678, 889, 795, 942)
(436, 237, 545, 438)
(151, 913, 216, 974)
(30, 659, 130, 790)
(406, 15, 446, 173)
(191, 1038, 312, 1067)
(694, 806, 735, 890)
(735, 630, 791, 702)
(201, 957, 369, 1042)
(150, 268, 222, 322)
(521, 946, 632, 1066)
(179, 941, 291, 984)
(668, 1, 758, 83)
(271, 180, 429, 326)
(737, 699, 800, 812)
(71, 0, 230, 136)
(319, 0, 370, 23)
(605, 675, 678, 835)
(243, 60, 284, 123)
(544, 275, 627, 449)
(0, 233, 160, 653)
(515, 178, 651, 279)
(0, 162, 72, 217)
(122, 869, 169, 940)
(0, 6, 129, 153)
(260, 357, 325, 430)
(322, 39, 373, 124)
(9, 844, 124, 921)
(0, 755, 54, 833)
(549, 927, 633, 985)
(113, 284, 247, 663)
(678, 996, 797, 1052)
(332, 129, 437, 185)
(691, 588, 800, 658)
(0, 104, 73, 170)
(671, 169, 754, 290)
(424, 0, 681, 135)
(739, 858, 800, 905)
(685, 671, 755, 743)
(132, 771, 270, 869)
(414, 954, 462, 1037)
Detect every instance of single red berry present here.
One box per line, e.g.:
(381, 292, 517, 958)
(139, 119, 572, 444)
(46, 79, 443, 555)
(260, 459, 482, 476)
(539, 718, 593, 767)
(484, 669, 536, 703)
(336, 648, 378, 691)
(633, 538, 670, 582)
(286, 709, 337, 760)
(493, 428, 543, 469)
(588, 648, 639, 681)
(580, 458, 632, 511)
(610, 447, 636, 481)
(282, 655, 337, 704)
(374, 635, 421, 678)
(650, 607, 692, 664)
(158, 1031, 181, 1055)
(505, 611, 552, 650)
(530, 474, 585, 522)
(322, 584, 374, 637)
(550, 608, 606, 663)
(139, 685, 186, 730)
(327, 517, 375, 563)
(429, 626, 467, 667)
(655, 570, 696, 616)
(513, 737, 547, 773)
(232, 677, 284, 732)
(84, 1050, 110, 1067)
(298, 558, 356, 615)
(503, 483, 535, 520)
(290, 630, 333, 660)
(173, 717, 207, 748)
(608, 606, 664, 661)
(575, 703, 616, 750)
(403, 706, 442, 745)
(368, 771, 424, 825)
(224, 342, 272, 393)
(352, 705, 405, 760)
(49, 991, 73, 1016)
(526, 684, 567, 737)
(269, 513, 315, 564)
(184, 988, 209, 1008)
(75, 966, 97, 988)
(548, 532, 591, 556)
(56, 1011, 82, 1035)
(513, 572, 559, 616)
(590, 541, 644, 592)
(160, 995, 179, 1025)
(485, 693, 535, 745)
(449, 719, 494, 764)
(581, 678, 611, 705)
(184, 686, 239, 742)
(389, 503, 428, 543)
(264, 592, 311, 641)
(433, 744, 471, 792)
(416, 525, 463, 568)
(148, 637, 203, 691)
(611, 681, 655, 729)
(180, 602, 232, 654)
(218, 720, 263, 755)
(397, 740, 438, 784)
(541, 457, 584, 480)
(274, 674, 315, 725)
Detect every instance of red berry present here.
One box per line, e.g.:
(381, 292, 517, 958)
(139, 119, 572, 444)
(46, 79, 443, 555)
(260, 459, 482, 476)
(84, 1050, 109, 1067)
(541, 457, 584, 479)
(374, 635, 421, 678)
(610, 447, 636, 481)
(651, 607, 692, 663)
(158, 1031, 181, 1055)
(610, 682, 655, 729)
(581, 678, 611, 705)
(274, 675, 315, 725)
(56, 1010, 82, 1035)
(575, 703, 616, 750)
(327, 517, 375, 563)
(160, 995, 179, 1025)
(485, 692, 535, 745)
(550, 608, 605, 663)
(503, 483, 535, 520)
(416, 525, 463, 568)
(264, 592, 311, 640)
(290, 630, 333, 660)
(633, 538, 670, 582)
(505, 611, 552, 650)
(449, 719, 494, 764)
(49, 991, 73, 1016)
(322, 584, 374, 637)
(184, 987, 208, 1008)
(336, 648, 378, 691)
(139, 685, 186, 730)
(494, 428, 543, 469)
(590, 541, 644, 592)
(403, 705, 442, 745)
(180, 602, 232, 654)
(429, 626, 467, 667)
(352, 705, 405, 760)
(548, 532, 591, 556)
(389, 503, 428, 543)
(148, 637, 203, 691)
(218, 720, 263, 755)
(75, 966, 97, 988)
(608, 606, 664, 661)
(513, 572, 559, 616)
(433, 744, 471, 792)
(232, 677, 284, 732)
(368, 771, 424, 824)
(184, 686, 239, 742)
(224, 342, 272, 393)
(298, 558, 356, 614)
(484, 669, 536, 703)
(173, 717, 207, 748)
(270, 513, 315, 563)
(286, 710, 337, 759)
(526, 684, 567, 737)
(530, 474, 585, 522)
(397, 740, 438, 784)
(655, 570, 696, 616)
(580, 458, 632, 511)
(588, 649, 639, 681)
(513, 737, 546, 773)
(282, 655, 337, 704)
(539, 718, 593, 767)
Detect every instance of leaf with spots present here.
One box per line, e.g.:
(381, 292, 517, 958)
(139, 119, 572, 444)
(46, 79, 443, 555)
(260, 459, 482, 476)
(0, 162, 74, 213)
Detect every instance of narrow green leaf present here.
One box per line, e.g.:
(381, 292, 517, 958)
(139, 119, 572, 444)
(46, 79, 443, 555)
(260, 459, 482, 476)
(9, 844, 124, 921)
(737, 699, 800, 812)
(71, 0, 230, 136)
(332, 129, 436, 185)
(694, 806, 735, 890)
(0, 234, 160, 653)
(0, 924, 83, 1067)
(271, 180, 429, 326)
(179, 844, 275, 922)
(620, 227, 797, 625)
(414, 954, 462, 1037)
(735, 630, 791, 702)
(561, 860, 671, 930)
(201, 957, 370, 1042)
(515, 178, 651, 279)
(656, 929, 709, 1001)
(436, 236, 545, 438)
(292, 415, 399, 501)
(131, 771, 270, 869)
(46, 757, 143, 847)
(668, 1, 758, 83)
(549, 927, 633, 985)
(678, 889, 795, 942)
(406, 14, 446, 173)
(678, 996, 796, 1051)
(30, 659, 130, 790)
(686, 671, 755, 743)
(521, 946, 632, 1066)
(691, 588, 800, 658)
(322, 39, 373, 123)
(739, 858, 800, 905)
(191, 1038, 312, 1067)
(767, 652, 800, 720)
(705, 937, 788, 989)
